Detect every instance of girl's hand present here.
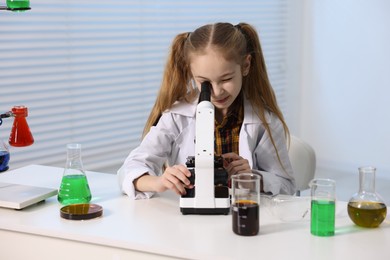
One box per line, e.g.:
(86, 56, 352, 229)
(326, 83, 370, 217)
(222, 152, 251, 178)
(156, 164, 194, 195)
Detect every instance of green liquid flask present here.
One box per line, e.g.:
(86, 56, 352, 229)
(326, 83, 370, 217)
(6, 0, 30, 10)
(309, 178, 336, 236)
(58, 144, 92, 205)
(311, 200, 335, 236)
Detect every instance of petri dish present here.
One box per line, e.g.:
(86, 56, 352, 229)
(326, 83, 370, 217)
(60, 203, 103, 220)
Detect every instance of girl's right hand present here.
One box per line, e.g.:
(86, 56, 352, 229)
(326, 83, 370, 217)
(156, 164, 194, 195)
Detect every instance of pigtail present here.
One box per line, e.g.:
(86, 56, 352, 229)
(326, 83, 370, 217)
(238, 22, 291, 168)
(142, 32, 193, 138)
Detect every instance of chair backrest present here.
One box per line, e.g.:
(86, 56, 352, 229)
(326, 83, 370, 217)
(288, 135, 316, 195)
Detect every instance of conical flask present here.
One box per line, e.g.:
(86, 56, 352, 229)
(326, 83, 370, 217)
(347, 166, 387, 228)
(8, 106, 34, 147)
(58, 143, 92, 205)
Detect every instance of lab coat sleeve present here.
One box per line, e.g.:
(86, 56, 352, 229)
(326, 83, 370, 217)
(117, 113, 179, 199)
(253, 117, 296, 195)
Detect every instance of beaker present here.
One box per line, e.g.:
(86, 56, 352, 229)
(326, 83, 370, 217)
(58, 144, 92, 205)
(231, 173, 261, 236)
(347, 166, 387, 228)
(310, 178, 336, 236)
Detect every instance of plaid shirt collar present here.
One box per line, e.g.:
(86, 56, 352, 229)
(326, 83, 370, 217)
(214, 93, 244, 155)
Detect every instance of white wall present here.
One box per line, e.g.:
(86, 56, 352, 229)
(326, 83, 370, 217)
(299, 0, 390, 178)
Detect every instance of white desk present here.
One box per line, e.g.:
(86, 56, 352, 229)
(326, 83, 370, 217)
(0, 165, 389, 260)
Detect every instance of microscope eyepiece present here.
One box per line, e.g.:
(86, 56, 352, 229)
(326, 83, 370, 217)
(198, 81, 211, 103)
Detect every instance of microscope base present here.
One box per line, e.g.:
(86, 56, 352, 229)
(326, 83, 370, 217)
(180, 207, 230, 215)
(180, 197, 230, 215)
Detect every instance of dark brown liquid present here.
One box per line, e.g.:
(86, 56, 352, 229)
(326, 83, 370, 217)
(348, 201, 387, 228)
(232, 200, 259, 236)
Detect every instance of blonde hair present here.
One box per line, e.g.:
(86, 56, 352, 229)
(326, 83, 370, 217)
(143, 22, 290, 164)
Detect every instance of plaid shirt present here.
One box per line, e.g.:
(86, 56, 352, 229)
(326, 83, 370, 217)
(214, 97, 244, 155)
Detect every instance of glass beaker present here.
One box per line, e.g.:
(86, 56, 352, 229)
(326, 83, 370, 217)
(58, 143, 92, 205)
(310, 178, 336, 237)
(231, 173, 261, 236)
(347, 166, 387, 228)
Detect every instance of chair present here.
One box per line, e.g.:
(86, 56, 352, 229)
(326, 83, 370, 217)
(288, 135, 316, 196)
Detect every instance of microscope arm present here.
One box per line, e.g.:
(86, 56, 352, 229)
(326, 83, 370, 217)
(193, 82, 216, 207)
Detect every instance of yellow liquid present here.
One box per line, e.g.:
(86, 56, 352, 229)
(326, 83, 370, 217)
(347, 201, 387, 228)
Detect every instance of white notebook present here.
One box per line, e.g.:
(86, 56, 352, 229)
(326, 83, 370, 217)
(0, 182, 58, 209)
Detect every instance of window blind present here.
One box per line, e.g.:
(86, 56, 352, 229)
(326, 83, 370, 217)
(0, 0, 289, 173)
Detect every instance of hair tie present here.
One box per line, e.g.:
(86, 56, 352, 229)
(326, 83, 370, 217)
(235, 23, 251, 53)
(234, 24, 242, 32)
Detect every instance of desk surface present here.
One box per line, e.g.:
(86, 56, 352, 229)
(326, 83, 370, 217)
(0, 165, 390, 260)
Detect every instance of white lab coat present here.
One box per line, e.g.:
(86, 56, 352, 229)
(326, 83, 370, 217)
(118, 98, 296, 199)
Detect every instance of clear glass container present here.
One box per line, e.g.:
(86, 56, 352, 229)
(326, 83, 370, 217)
(262, 194, 311, 222)
(347, 166, 387, 228)
(58, 143, 92, 205)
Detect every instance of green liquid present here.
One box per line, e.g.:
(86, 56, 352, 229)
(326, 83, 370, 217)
(311, 200, 335, 236)
(7, 0, 30, 9)
(58, 175, 92, 205)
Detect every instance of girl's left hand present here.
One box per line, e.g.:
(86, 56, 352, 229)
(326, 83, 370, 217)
(221, 152, 251, 178)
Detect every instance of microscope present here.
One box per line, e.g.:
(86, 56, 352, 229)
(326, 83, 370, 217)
(180, 82, 230, 215)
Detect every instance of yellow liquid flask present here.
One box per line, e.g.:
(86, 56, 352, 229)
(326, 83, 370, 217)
(58, 144, 92, 205)
(347, 166, 387, 228)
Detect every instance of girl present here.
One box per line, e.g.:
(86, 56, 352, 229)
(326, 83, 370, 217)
(118, 22, 296, 199)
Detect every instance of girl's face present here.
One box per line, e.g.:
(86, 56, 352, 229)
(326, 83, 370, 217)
(190, 48, 250, 118)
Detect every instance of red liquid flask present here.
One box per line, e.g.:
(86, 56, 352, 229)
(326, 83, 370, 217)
(8, 106, 34, 147)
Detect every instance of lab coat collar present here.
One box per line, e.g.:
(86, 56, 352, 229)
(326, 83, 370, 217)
(167, 95, 271, 124)
(242, 98, 272, 125)
(167, 98, 197, 117)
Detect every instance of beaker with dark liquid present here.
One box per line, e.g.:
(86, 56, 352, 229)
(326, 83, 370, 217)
(231, 173, 261, 236)
(347, 166, 387, 228)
